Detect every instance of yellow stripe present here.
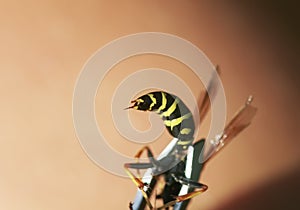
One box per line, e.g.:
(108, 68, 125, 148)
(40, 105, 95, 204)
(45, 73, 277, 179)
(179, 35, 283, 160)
(156, 92, 167, 113)
(180, 128, 191, 135)
(164, 113, 192, 130)
(160, 98, 179, 117)
(148, 93, 156, 110)
(177, 140, 192, 145)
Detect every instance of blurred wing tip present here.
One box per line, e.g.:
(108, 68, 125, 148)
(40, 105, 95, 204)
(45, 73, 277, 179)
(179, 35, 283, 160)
(246, 95, 254, 105)
(245, 95, 258, 113)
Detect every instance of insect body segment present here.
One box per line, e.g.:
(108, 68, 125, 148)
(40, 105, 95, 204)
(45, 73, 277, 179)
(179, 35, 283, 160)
(128, 91, 195, 150)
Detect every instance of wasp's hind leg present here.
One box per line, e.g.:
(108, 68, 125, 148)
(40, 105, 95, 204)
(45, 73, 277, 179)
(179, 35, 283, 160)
(157, 175, 208, 210)
(124, 162, 154, 209)
(124, 146, 156, 188)
(134, 146, 155, 159)
(124, 146, 158, 210)
(124, 147, 155, 202)
(133, 146, 158, 177)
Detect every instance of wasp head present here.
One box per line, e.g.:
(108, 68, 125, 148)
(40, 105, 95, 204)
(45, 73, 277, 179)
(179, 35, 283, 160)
(125, 95, 151, 111)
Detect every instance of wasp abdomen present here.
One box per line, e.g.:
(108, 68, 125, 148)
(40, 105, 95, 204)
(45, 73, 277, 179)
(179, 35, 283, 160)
(129, 91, 195, 147)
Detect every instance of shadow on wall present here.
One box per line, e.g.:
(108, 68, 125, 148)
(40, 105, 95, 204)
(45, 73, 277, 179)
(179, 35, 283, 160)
(213, 164, 300, 210)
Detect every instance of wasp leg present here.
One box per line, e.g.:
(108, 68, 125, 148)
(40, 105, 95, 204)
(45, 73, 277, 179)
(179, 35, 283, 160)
(124, 162, 154, 209)
(157, 183, 208, 210)
(125, 146, 162, 209)
(124, 163, 153, 189)
(124, 146, 156, 210)
(133, 146, 155, 178)
(134, 146, 154, 159)
(156, 174, 208, 210)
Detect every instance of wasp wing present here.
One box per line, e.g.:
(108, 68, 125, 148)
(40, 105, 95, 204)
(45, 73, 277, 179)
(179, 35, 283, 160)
(198, 65, 220, 121)
(202, 96, 258, 163)
(174, 96, 257, 209)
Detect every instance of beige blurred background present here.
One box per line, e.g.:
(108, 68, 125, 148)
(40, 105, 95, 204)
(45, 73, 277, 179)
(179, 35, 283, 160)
(0, 1, 299, 210)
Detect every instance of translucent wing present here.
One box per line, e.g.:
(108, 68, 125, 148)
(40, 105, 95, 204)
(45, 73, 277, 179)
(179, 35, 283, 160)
(198, 65, 221, 122)
(173, 96, 257, 210)
(202, 96, 258, 162)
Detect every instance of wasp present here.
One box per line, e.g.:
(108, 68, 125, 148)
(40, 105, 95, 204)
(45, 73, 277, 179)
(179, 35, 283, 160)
(124, 70, 257, 210)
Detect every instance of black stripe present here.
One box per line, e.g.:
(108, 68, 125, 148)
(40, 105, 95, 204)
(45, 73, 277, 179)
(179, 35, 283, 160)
(150, 91, 162, 110)
(162, 92, 176, 113)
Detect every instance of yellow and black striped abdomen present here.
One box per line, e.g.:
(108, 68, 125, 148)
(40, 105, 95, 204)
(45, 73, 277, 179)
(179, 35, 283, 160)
(157, 92, 195, 145)
(130, 91, 195, 147)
